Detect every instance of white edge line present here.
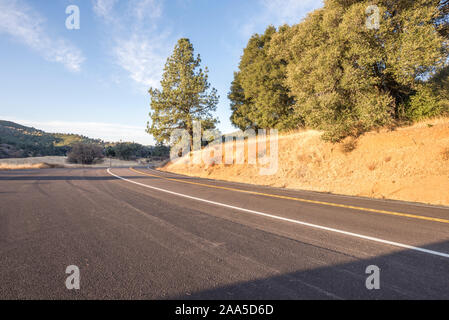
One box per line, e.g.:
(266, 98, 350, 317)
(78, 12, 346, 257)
(107, 168, 449, 259)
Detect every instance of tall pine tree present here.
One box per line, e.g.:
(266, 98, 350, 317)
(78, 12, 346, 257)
(147, 38, 219, 147)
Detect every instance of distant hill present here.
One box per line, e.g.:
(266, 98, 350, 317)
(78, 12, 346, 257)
(0, 120, 103, 159)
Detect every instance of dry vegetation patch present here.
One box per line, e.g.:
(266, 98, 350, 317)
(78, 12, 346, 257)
(162, 118, 449, 206)
(0, 163, 64, 170)
(0, 156, 150, 169)
(442, 148, 449, 161)
(340, 138, 358, 154)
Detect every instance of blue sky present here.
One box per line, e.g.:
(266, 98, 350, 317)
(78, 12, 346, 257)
(0, 0, 323, 145)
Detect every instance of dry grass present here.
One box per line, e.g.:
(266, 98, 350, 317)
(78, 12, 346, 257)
(0, 163, 64, 170)
(0, 156, 153, 169)
(442, 148, 449, 161)
(161, 117, 449, 206)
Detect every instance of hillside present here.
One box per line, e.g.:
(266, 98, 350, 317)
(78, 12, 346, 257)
(162, 118, 449, 206)
(0, 120, 103, 158)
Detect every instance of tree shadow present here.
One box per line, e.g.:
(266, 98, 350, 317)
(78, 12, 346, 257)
(0, 171, 202, 182)
(0, 175, 151, 181)
(170, 240, 449, 300)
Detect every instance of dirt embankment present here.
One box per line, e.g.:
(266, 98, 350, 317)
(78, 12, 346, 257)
(161, 118, 449, 206)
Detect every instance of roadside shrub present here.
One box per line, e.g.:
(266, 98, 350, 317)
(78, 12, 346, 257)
(67, 143, 104, 164)
(405, 86, 444, 121)
(114, 143, 139, 160)
(340, 138, 358, 154)
(149, 145, 170, 158)
(105, 146, 116, 158)
(109, 142, 152, 160)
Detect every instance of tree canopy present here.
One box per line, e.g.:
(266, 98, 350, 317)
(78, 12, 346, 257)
(229, 0, 449, 141)
(229, 26, 296, 131)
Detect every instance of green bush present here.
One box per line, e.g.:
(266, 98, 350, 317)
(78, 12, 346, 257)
(113, 143, 151, 160)
(105, 146, 116, 158)
(67, 143, 104, 165)
(405, 85, 444, 121)
(149, 145, 170, 158)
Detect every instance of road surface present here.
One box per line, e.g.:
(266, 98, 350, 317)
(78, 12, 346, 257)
(0, 167, 448, 299)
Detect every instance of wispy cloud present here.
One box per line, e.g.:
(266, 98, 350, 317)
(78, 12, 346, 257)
(0, 0, 85, 72)
(92, 0, 118, 19)
(93, 0, 172, 88)
(114, 34, 168, 88)
(132, 0, 162, 21)
(241, 0, 323, 37)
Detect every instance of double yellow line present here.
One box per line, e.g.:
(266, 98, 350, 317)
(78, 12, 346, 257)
(130, 167, 449, 225)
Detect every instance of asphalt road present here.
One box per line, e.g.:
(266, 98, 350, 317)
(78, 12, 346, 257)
(0, 167, 448, 299)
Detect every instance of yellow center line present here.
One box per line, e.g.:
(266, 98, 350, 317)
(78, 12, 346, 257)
(129, 167, 449, 225)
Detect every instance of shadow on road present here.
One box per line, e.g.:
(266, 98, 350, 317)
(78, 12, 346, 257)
(170, 240, 449, 300)
(0, 175, 158, 181)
